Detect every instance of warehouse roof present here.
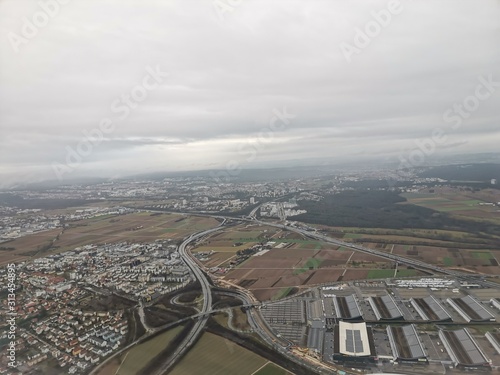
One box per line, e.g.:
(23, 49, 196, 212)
(439, 328, 490, 367)
(411, 295, 452, 321)
(369, 295, 404, 320)
(338, 321, 371, 357)
(447, 295, 495, 322)
(333, 294, 362, 320)
(387, 325, 426, 360)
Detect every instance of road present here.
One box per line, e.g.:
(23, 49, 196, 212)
(145, 207, 486, 282)
(129, 207, 497, 374)
(152, 220, 225, 375)
(248, 217, 496, 287)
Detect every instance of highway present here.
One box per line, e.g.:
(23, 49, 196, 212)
(152, 220, 225, 375)
(247, 217, 496, 287)
(131, 207, 497, 374)
(142, 206, 495, 285)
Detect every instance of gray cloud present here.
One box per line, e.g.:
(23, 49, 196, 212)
(0, 0, 499, 186)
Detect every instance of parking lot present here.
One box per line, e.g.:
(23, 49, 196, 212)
(473, 335, 500, 367)
(419, 332, 451, 362)
(372, 328, 393, 358)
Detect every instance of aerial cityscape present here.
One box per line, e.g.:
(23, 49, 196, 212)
(1, 0, 500, 374)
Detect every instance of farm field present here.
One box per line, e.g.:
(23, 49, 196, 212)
(0, 212, 218, 266)
(402, 188, 500, 223)
(387, 244, 500, 273)
(116, 325, 185, 375)
(213, 225, 436, 300)
(254, 362, 292, 375)
(366, 269, 418, 279)
(192, 213, 500, 301)
(191, 225, 282, 268)
(222, 243, 402, 300)
(169, 333, 268, 375)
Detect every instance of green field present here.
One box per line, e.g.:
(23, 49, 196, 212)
(436, 206, 479, 212)
(395, 269, 417, 277)
(254, 362, 290, 375)
(471, 251, 494, 260)
(117, 325, 184, 375)
(405, 195, 483, 212)
(344, 233, 362, 239)
(367, 269, 395, 279)
(272, 287, 293, 300)
(170, 333, 267, 375)
(443, 257, 453, 266)
(294, 258, 322, 275)
(366, 269, 417, 279)
(219, 230, 266, 240)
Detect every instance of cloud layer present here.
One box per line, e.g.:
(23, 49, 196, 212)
(1, 0, 499, 186)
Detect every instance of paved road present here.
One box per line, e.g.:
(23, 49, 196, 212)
(152, 221, 225, 374)
(248, 216, 496, 287)
(142, 206, 497, 287)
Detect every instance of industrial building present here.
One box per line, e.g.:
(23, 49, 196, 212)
(368, 295, 404, 321)
(333, 294, 363, 321)
(331, 321, 376, 366)
(439, 328, 491, 369)
(446, 295, 495, 323)
(307, 300, 324, 321)
(490, 298, 500, 311)
(485, 331, 500, 355)
(307, 324, 325, 353)
(386, 325, 427, 363)
(410, 295, 452, 322)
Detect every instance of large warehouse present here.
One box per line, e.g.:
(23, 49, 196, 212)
(446, 295, 495, 323)
(485, 331, 500, 355)
(333, 294, 363, 321)
(332, 321, 377, 366)
(368, 295, 404, 321)
(439, 328, 491, 369)
(386, 325, 427, 363)
(410, 296, 452, 322)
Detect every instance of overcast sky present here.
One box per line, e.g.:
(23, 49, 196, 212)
(1, 0, 499, 186)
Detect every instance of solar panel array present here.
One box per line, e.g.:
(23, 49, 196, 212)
(424, 296, 451, 321)
(345, 329, 364, 354)
(381, 295, 404, 319)
(334, 294, 362, 319)
(454, 329, 488, 365)
(345, 295, 362, 318)
(461, 295, 495, 320)
(402, 325, 426, 359)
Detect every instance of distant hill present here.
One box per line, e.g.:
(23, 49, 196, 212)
(419, 163, 500, 183)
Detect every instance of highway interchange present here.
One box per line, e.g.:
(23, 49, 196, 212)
(92, 206, 496, 374)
